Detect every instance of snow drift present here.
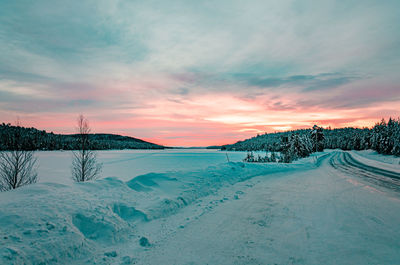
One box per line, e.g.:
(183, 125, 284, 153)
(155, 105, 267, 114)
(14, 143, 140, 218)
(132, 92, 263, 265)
(0, 159, 320, 264)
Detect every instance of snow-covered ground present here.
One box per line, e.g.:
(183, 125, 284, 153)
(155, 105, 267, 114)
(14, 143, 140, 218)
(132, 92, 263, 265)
(351, 149, 400, 166)
(36, 149, 248, 184)
(1, 150, 400, 264)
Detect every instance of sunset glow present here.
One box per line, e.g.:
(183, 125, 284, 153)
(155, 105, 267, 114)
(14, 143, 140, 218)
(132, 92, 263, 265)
(1, 1, 399, 146)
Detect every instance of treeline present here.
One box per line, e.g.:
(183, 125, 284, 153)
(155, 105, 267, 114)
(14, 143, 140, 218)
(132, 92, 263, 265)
(0, 123, 164, 151)
(243, 125, 323, 163)
(224, 118, 400, 162)
(222, 128, 314, 152)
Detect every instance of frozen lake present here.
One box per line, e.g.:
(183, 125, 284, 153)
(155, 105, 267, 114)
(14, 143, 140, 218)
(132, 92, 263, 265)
(36, 149, 248, 184)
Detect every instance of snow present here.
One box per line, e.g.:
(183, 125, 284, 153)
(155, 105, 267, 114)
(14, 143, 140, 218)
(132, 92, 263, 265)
(1, 150, 400, 264)
(36, 149, 248, 184)
(349, 151, 400, 174)
(352, 149, 400, 167)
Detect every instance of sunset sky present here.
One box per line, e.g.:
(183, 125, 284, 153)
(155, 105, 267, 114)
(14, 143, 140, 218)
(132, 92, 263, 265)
(1, 0, 399, 146)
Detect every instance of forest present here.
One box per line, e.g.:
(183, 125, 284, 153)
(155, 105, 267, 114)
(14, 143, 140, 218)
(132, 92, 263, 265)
(222, 118, 400, 162)
(0, 123, 164, 151)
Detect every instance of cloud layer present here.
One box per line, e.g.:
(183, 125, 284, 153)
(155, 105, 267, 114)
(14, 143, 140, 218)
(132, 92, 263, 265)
(1, 0, 399, 146)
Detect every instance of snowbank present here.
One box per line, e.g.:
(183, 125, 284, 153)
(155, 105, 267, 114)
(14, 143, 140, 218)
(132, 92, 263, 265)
(0, 159, 319, 264)
(352, 150, 400, 166)
(350, 150, 400, 174)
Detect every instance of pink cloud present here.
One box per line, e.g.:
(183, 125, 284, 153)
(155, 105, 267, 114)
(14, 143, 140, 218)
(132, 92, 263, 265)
(4, 90, 398, 147)
(2, 73, 399, 147)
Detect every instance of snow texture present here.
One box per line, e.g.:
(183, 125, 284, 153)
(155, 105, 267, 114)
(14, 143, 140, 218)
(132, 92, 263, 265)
(35, 149, 248, 184)
(0, 150, 399, 264)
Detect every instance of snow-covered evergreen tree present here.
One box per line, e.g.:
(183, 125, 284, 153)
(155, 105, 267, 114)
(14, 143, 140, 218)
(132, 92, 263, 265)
(224, 117, 400, 158)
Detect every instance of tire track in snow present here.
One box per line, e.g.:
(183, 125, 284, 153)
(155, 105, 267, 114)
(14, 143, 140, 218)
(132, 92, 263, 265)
(329, 151, 400, 192)
(342, 152, 400, 179)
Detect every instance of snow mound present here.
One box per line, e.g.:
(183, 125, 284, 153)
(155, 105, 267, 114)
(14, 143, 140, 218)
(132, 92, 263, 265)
(0, 160, 319, 264)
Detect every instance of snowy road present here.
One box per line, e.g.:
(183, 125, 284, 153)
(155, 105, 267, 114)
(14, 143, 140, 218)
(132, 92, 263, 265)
(135, 151, 400, 265)
(1, 150, 400, 264)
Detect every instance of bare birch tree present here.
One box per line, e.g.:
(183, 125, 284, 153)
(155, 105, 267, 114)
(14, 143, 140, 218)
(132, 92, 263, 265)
(0, 151, 38, 191)
(71, 115, 102, 182)
(0, 120, 38, 191)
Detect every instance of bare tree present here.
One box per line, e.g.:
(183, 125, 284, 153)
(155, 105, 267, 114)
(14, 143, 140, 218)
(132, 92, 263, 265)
(71, 115, 102, 182)
(0, 120, 38, 191)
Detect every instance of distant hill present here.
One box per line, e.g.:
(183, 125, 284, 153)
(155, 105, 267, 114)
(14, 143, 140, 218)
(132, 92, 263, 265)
(0, 123, 164, 151)
(206, 145, 223, 149)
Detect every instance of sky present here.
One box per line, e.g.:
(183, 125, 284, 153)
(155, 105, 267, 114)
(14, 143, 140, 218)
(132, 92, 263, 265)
(0, 0, 399, 147)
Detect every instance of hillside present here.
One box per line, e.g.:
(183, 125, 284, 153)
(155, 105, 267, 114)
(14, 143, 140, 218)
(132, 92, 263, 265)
(221, 128, 371, 152)
(221, 118, 400, 157)
(0, 123, 164, 150)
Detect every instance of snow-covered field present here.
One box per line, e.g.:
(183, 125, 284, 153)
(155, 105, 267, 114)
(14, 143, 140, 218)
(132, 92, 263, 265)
(36, 149, 248, 184)
(1, 150, 400, 264)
